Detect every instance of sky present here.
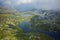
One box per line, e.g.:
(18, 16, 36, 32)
(0, 0, 60, 10)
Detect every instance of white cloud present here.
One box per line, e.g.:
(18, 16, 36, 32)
(16, 0, 32, 5)
(32, 0, 60, 10)
(4, 1, 11, 5)
(0, 0, 60, 10)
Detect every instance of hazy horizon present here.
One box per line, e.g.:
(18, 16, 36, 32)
(0, 0, 60, 10)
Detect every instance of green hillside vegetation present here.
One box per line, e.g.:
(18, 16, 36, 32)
(0, 13, 23, 40)
(0, 8, 54, 40)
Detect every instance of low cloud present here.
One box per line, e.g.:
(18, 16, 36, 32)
(0, 0, 60, 10)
